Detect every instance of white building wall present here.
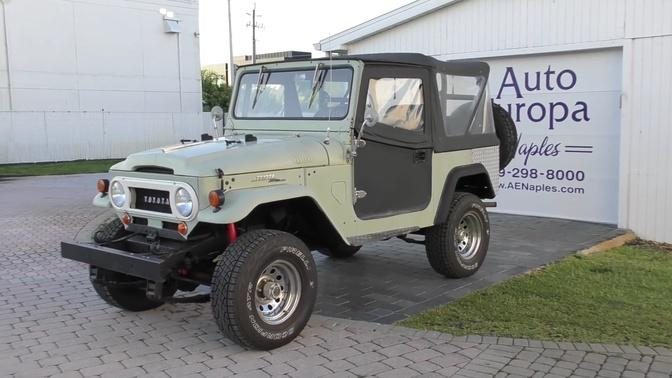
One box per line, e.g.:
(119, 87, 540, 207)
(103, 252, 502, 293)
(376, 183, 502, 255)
(347, 0, 627, 58)
(618, 0, 672, 243)
(0, 0, 205, 163)
(336, 0, 672, 243)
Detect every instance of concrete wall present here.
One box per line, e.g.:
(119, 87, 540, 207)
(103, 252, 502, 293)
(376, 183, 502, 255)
(0, 0, 204, 163)
(334, 0, 672, 243)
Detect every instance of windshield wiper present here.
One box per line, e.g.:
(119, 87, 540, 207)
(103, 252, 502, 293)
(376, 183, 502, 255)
(307, 63, 327, 110)
(251, 65, 267, 109)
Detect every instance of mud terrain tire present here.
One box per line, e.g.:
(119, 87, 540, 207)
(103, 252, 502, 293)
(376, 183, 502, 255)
(493, 102, 518, 169)
(426, 192, 490, 278)
(211, 229, 317, 350)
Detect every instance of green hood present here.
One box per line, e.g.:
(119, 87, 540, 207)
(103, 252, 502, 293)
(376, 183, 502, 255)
(111, 135, 332, 177)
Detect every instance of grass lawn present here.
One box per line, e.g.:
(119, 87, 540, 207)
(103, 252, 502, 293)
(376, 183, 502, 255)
(401, 244, 672, 347)
(0, 159, 122, 177)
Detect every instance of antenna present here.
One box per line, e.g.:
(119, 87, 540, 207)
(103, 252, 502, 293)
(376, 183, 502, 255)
(245, 4, 263, 64)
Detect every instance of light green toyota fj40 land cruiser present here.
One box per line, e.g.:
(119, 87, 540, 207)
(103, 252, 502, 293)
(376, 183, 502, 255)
(62, 53, 517, 350)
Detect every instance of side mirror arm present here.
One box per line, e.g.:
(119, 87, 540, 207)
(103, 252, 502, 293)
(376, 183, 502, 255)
(351, 120, 368, 157)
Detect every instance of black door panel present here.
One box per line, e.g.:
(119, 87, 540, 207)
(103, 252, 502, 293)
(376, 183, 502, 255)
(354, 141, 432, 219)
(353, 65, 434, 220)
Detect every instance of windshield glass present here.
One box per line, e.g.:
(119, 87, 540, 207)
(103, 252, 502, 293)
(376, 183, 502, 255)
(233, 66, 353, 120)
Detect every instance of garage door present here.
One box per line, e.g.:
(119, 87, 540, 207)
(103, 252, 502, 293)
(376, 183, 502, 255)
(486, 49, 622, 224)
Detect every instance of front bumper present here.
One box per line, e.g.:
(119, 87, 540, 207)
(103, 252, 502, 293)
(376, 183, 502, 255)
(61, 241, 175, 282)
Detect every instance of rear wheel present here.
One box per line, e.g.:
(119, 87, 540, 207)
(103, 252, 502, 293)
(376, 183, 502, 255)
(426, 193, 490, 278)
(90, 267, 171, 311)
(211, 229, 317, 350)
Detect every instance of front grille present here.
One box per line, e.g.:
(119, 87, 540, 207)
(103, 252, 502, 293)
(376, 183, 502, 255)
(133, 188, 171, 213)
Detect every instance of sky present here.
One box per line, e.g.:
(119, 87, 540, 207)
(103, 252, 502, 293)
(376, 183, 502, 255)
(198, 0, 412, 66)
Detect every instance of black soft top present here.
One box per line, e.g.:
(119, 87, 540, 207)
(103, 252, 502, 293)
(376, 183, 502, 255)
(320, 53, 489, 77)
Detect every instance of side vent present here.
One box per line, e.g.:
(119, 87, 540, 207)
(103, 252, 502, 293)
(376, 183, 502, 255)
(134, 166, 174, 175)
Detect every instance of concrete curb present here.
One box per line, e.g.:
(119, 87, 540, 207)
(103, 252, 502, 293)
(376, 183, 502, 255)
(577, 230, 637, 256)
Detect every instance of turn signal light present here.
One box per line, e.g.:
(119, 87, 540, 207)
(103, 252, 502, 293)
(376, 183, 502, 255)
(177, 222, 188, 236)
(97, 179, 109, 193)
(209, 190, 225, 208)
(121, 213, 132, 225)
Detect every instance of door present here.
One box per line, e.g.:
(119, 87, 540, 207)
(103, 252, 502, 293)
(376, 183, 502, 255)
(353, 66, 433, 219)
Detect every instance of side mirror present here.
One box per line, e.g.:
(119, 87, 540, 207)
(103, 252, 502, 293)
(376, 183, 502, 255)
(211, 106, 224, 122)
(364, 111, 377, 128)
(211, 106, 224, 138)
(363, 95, 378, 127)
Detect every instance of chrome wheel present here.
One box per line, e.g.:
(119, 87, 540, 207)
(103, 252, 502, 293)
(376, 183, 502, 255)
(255, 259, 301, 325)
(454, 210, 483, 260)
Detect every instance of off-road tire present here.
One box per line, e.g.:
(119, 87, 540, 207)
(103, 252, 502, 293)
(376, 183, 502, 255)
(318, 244, 361, 259)
(426, 192, 490, 278)
(93, 217, 125, 244)
(492, 102, 518, 169)
(211, 229, 317, 350)
(90, 267, 168, 311)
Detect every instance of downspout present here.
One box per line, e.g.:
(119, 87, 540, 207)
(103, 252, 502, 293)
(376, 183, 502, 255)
(1, 0, 12, 110)
(176, 31, 183, 112)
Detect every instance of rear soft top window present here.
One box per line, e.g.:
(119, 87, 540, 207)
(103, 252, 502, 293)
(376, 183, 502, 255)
(436, 73, 486, 136)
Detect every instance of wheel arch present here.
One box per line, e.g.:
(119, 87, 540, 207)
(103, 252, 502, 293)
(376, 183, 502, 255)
(434, 163, 495, 224)
(197, 185, 350, 248)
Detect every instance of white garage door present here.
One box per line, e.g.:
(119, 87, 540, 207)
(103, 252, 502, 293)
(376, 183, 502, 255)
(486, 49, 622, 224)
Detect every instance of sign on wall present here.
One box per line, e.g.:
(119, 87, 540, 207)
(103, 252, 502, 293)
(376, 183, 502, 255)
(486, 49, 622, 224)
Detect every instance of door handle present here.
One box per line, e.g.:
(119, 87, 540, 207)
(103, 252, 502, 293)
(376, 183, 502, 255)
(413, 151, 427, 163)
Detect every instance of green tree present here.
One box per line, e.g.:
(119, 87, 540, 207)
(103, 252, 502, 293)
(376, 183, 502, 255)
(201, 69, 232, 111)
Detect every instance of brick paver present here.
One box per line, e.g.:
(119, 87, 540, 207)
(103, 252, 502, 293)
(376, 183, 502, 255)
(1, 175, 670, 377)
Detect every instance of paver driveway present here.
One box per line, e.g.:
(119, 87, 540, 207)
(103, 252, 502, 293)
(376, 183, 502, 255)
(1, 174, 670, 377)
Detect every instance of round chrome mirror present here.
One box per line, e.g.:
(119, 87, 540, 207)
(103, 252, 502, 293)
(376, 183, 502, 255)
(363, 94, 377, 127)
(211, 106, 224, 122)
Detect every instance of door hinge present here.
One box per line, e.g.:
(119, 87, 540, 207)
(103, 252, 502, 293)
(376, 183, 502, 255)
(354, 188, 367, 203)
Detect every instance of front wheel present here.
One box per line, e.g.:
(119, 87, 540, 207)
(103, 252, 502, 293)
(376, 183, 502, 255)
(211, 229, 317, 350)
(425, 193, 490, 278)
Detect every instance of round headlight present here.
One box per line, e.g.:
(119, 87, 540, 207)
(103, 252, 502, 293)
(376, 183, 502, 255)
(175, 188, 193, 217)
(110, 181, 127, 208)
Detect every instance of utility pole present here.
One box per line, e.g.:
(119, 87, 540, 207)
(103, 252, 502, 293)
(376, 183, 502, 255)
(246, 4, 262, 64)
(227, 0, 234, 86)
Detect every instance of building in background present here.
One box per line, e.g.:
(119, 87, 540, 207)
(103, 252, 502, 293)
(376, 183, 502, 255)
(203, 51, 311, 85)
(0, 0, 203, 164)
(316, 0, 672, 243)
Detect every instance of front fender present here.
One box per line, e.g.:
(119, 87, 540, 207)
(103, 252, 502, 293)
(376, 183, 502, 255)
(93, 193, 112, 208)
(197, 184, 319, 225)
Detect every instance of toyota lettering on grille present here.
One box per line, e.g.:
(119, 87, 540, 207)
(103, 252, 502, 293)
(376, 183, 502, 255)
(133, 188, 172, 213)
(143, 195, 170, 206)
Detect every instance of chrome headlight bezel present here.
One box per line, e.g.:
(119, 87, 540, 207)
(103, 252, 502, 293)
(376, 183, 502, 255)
(110, 180, 127, 208)
(174, 187, 193, 217)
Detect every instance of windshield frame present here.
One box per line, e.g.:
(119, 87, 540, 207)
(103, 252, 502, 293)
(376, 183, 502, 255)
(231, 65, 355, 121)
